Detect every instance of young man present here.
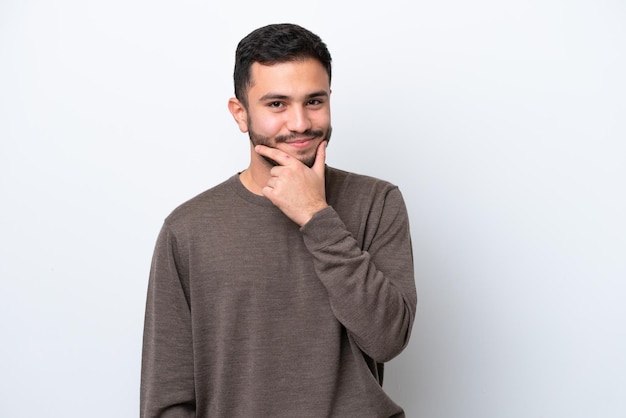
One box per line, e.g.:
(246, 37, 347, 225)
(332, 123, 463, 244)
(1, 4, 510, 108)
(141, 23, 417, 417)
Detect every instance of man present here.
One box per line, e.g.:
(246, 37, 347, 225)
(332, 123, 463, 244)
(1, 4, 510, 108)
(141, 23, 417, 417)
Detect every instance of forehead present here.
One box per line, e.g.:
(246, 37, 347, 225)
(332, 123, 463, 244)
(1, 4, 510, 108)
(248, 58, 330, 99)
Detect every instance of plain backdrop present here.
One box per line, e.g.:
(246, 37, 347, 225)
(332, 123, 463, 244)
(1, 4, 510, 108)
(1, 1, 625, 417)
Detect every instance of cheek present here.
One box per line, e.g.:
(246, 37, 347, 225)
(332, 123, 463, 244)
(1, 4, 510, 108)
(312, 108, 331, 127)
(250, 113, 284, 136)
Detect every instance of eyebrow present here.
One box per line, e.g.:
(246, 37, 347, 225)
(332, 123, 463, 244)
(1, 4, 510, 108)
(258, 90, 329, 102)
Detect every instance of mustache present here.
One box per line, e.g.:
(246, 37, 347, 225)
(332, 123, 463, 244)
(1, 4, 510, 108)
(274, 130, 324, 143)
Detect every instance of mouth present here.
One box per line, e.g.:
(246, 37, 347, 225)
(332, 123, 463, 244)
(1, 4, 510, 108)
(276, 130, 323, 149)
(283, 137, 315, 149)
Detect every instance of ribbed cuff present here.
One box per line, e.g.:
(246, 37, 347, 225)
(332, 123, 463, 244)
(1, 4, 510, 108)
(300, 206, 351, 251)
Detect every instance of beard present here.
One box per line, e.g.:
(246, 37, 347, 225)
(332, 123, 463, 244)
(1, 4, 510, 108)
(248, 121, 332, 168)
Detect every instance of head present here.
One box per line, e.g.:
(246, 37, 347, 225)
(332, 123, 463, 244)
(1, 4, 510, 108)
(228, 24, 333, 168)
(233, 23, 332, 109)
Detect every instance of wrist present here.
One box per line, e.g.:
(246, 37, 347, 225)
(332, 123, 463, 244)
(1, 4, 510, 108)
(300, 203, 329, 227)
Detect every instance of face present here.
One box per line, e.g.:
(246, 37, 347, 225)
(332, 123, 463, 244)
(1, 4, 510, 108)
(230, 58, 332, 168)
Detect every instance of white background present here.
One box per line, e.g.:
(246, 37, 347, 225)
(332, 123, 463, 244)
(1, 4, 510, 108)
(1, 1, 625, 417)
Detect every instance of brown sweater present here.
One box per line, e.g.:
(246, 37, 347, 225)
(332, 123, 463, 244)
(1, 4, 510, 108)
(141, 166, 417, 417)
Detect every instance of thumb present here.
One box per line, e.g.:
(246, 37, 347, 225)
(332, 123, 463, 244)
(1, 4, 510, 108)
(312, 141, 327, 176)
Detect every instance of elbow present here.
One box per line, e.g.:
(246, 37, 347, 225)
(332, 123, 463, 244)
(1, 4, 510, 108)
(360, 304, 416, 363)
(372, 325, 413, 363)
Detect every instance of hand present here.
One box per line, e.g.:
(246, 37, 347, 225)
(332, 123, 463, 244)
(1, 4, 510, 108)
(255, 141, 328, 226)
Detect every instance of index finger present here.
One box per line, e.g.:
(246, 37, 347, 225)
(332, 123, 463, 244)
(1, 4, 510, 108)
(254, 145, 296, 166)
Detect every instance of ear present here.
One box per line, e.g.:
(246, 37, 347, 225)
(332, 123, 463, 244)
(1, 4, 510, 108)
(228, 97, 249, 133)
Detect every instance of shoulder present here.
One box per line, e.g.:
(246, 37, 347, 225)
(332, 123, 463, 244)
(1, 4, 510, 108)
(325, 165, 407, 219)
(326, 166, 401, 202)
(163, 175, 239, 231)
(324, 166, 409, 247)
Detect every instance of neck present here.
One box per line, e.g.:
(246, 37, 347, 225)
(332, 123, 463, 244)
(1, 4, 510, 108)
(239, 145, 273, 195)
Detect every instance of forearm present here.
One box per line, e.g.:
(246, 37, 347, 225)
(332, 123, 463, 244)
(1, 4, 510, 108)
(301, 205, 417, 362)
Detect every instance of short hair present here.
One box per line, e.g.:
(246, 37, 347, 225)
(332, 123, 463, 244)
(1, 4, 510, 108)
(233, 23, 332, 107)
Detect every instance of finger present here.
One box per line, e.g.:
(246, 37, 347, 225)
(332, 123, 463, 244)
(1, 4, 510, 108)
(255, 145, 294, 166)
(261, 185, 274, 199)
(312, 141, 327, 176)
(266, 175, 280, 188)
(269, 165, 284, 177)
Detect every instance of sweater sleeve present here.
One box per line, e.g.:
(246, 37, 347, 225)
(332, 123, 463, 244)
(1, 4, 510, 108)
(300, 187, 417, 363)
(140, 224, 196, 417)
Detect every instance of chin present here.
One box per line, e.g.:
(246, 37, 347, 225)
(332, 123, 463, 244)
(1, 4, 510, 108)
(291, 148, 318, 168)
(301, 155, 316, 168)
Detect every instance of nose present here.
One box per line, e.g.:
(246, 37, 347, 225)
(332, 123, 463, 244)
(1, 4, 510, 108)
(286, 105, 312, 133)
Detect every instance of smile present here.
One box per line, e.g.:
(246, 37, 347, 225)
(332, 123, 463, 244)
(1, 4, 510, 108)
(283, 137, 316, 148)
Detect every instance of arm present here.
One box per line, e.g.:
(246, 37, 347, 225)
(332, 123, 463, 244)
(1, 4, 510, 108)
(140, 225, 195, 417)
(255, 142, 416, 362)
(300, 188, 416, 362)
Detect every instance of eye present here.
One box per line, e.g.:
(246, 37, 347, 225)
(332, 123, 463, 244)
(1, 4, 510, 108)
(268, 101, 283, 108)
(307, 99, 324, 106)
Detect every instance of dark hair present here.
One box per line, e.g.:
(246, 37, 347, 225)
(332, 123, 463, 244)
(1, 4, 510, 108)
(233, 23, 332, 107)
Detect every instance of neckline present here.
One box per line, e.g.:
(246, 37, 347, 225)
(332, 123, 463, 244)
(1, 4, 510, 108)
(228, 173, 275, 208)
